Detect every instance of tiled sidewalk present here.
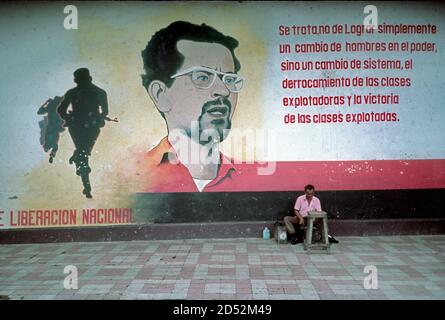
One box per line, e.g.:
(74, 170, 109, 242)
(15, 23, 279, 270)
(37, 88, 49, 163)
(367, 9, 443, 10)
(0, 235, 444, 300)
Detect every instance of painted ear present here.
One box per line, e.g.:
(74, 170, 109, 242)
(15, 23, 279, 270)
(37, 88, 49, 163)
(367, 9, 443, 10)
(148, 80, 171, 113)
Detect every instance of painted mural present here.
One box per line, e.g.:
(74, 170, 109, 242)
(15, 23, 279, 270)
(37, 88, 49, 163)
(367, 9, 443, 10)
(0, 2, 444, 229)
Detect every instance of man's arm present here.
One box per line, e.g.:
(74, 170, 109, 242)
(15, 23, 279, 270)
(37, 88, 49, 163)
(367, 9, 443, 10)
(37, 106, 47, 115)
(99, 91, 109, 117)
(37, 100, 50, 115)
(57, 93, 70, 120)
(294, 197, 305, 225)
(315, 198, 322, 212)
(294, 209, 304, 224)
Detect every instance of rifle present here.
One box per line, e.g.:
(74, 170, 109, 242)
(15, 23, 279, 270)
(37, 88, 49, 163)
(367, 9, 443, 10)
(62, 114, 119, 128)
(105, 116, 119, 123)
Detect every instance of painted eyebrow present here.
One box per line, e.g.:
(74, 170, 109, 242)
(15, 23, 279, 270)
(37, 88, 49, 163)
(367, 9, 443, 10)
(199, 66, 235, 73)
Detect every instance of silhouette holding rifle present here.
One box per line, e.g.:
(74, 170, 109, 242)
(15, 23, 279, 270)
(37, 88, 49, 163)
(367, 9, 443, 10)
(37, 96, 65, 163)
(57, 68, 116, 198)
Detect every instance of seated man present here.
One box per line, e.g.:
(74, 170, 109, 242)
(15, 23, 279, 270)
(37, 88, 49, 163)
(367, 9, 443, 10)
(285, 184, 339, 245)
(284, 184, 322, 245)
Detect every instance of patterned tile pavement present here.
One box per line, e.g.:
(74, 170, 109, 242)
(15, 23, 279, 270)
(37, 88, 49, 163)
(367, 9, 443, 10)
(0, 235, 444, 300)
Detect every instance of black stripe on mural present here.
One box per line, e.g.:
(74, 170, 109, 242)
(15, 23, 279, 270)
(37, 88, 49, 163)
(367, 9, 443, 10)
(131, 188, 445, 223)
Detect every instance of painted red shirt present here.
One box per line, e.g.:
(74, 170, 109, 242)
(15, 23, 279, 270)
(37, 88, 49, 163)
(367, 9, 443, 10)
(131, 137, 266, 193)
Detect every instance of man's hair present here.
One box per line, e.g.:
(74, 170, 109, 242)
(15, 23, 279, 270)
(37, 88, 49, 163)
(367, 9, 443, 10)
(141, 21, 241, 90)
(304, 184, 315, 192)
(74, 68, 92, 85)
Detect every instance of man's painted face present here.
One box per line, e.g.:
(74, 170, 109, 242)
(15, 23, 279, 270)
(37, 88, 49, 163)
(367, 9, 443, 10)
(161, 40, 239, 144)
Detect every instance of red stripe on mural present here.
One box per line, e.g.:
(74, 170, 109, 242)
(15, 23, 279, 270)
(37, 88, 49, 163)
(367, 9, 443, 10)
(245, 159, 445, 191)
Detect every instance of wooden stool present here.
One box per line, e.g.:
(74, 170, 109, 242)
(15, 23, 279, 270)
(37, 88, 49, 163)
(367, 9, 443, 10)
(304, 211, 331, 254)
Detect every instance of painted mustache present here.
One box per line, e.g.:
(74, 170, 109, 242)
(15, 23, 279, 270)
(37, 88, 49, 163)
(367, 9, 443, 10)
(201, 97, 232, 117)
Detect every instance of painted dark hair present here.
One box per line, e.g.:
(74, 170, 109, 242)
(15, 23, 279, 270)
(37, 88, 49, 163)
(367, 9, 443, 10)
(141, 21, 241, 89)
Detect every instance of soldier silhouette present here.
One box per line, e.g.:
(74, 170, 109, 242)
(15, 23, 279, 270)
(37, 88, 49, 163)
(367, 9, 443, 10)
(57, 68, 109, 199)
(37, 96, 65, 163)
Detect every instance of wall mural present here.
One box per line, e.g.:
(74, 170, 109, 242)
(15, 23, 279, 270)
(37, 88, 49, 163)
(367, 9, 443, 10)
(0, 2, 444, 229)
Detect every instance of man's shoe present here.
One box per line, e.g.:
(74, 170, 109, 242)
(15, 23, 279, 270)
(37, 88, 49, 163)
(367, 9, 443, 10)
(83, 188, 93, 199)
(290, 234, 302, 245)
(328, 235, 339, 244)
